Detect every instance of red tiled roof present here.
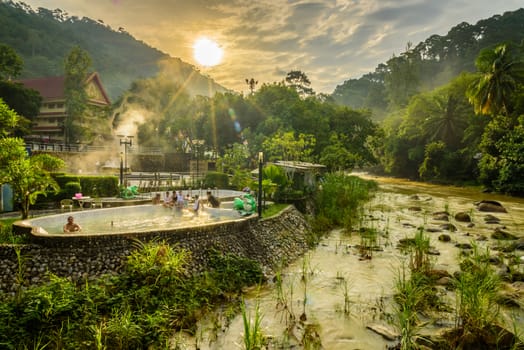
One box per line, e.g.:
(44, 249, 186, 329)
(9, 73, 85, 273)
(18, 72, 111, 105)
(19, 76, 65, 99)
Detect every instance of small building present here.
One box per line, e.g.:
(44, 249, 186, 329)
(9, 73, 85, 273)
(272, 160, 326, 190)
(253, 160, 326, 192)
(19, 72, 111, 144)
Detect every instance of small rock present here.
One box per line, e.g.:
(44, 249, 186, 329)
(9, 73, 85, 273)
(433, 213, 449, 221)
(366, 323, 399, 341)
(455, 243, 473, 250)
(440, 223, 457, 232)
(438, 234, 451, 242)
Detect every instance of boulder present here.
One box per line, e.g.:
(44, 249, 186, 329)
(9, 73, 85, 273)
(454, 212, 471, 222)
(484, 214, 501, 224)
(491, 228, 518, 240)
(477, 200, 507, 213)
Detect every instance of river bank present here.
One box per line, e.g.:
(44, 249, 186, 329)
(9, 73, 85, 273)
(192, 175, 524, 349)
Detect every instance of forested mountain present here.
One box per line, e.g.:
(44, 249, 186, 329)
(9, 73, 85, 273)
(0, 1, 229, 101)
(332, 8, 524, 119)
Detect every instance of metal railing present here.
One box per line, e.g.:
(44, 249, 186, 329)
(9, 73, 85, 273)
(25, 142, 163, 154)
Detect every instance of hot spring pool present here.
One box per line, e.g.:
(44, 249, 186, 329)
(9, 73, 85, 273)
(27, 204, 245, 235)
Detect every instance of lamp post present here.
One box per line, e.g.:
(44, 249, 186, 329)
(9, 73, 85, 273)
(119, 152, 124, 188)
(118, 135, 133, 188)
(192, 139, 205, 188)
(258, 152, 263, 219)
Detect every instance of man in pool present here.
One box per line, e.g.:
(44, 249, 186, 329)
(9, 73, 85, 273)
(206, 191, 220, 208)
(63, 216, 82, 233)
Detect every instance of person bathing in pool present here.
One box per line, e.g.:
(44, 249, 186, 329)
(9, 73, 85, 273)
(63, 216, 82, 233)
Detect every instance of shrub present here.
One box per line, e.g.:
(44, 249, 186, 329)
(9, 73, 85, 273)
(63, 181, 81, 198)
(204, 171, 229, 188)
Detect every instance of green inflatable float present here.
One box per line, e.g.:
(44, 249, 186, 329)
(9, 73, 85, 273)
(233, 193, 257, 216)
(120, 185, 139, 199)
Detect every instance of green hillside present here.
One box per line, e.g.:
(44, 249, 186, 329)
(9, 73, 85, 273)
(332, 8, 524, 119)
(0, 1, 229, 101)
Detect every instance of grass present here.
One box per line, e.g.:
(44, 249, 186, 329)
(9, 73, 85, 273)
(0, 218, 28, 244)
(261, 203, 289, 218)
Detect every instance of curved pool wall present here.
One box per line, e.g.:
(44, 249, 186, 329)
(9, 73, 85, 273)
(26, 204, 244, 235)
(0, 206, 311, 295)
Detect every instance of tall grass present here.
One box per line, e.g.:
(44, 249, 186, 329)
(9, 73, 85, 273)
(0, 241, 266, 348)
(408, 228, 432, 273)
(454, 244, 501, 340)
(313, 174, 377, 232)
(393, 262, 429, 350)
(241, 297, 265, 350)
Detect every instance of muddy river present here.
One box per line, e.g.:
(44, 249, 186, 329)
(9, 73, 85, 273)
(184, 175, 524, 349)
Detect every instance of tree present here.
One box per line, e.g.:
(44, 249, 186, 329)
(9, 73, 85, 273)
(245, 78, 258, 94)
(284, 70, 314, 97)
(218, 142, 250, 174)
(0, 97, 19, 137)
(319, 134, 358, 172)
(262, 131, 316, 162)
(0, 81, 41, 136)
(0, 44, 23, 80)
(384, 43, 421, 108)
(64, 46, 91, 144)
(0, 138, 64, 218)
(467, 43, 524, 116)
(0, 99, 64, 218)
(467, 43, 524, 191)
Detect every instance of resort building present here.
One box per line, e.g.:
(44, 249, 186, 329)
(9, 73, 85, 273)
(19, 72, 111, 144)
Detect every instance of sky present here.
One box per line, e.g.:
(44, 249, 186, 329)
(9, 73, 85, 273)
(21, 0, 524, 94)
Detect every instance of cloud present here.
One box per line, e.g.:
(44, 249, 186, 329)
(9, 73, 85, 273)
(22, 0, 524, 94)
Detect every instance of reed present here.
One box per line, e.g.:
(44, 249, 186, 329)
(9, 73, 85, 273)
(241, 297, 265, 350)
(454, 243, 501, 340)
(337, 274, 352, 316)
(358, 227, 378, 259)
(392, 262, 428, 350)
(409, 227, 432, 273)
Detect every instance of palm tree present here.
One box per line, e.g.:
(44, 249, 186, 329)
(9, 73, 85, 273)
(466, 43, 524, 116)
(422, 92, 469, 149)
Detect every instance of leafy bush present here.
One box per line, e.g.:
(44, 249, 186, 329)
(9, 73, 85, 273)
(203, 171, 229, 188)
(63, 181, 81, 198)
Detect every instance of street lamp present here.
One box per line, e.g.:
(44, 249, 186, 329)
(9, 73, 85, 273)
(192, 139, 205, 188)
(258, 151, 263, 219)
(118, 135, 133, 188)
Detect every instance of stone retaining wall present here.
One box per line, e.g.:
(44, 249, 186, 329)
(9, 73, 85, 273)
(0, 206, 311, 295)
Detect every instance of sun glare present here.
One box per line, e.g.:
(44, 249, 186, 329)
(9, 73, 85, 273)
(193, 37, 223, 67)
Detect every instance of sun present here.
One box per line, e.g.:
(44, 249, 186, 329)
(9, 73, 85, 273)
(193, 37, 223, 67)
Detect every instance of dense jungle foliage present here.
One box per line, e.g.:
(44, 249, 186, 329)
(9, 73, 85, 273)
(1, 2, 523, 194)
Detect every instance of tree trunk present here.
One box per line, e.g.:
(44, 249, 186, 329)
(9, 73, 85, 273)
(21, 195, 30, 219)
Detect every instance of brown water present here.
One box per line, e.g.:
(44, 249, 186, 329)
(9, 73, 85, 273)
(181, 175, 524, 349)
